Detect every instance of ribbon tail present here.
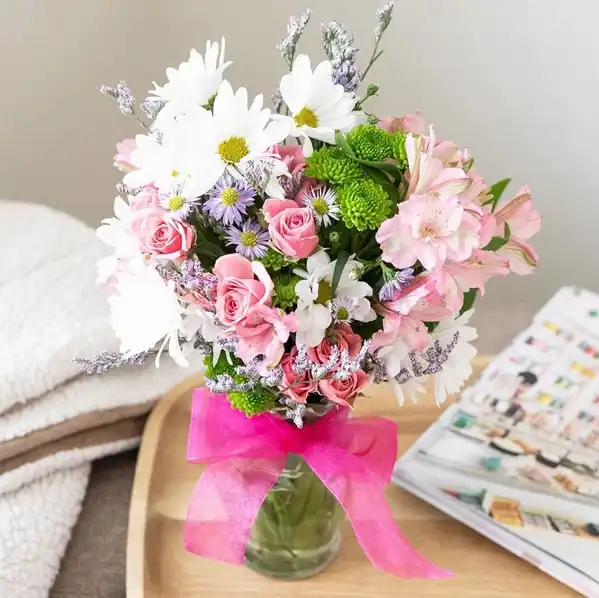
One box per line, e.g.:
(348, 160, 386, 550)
(305, 450, 453, 579)
(184, 458, 284, 564)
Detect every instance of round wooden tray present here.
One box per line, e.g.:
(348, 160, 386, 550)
(126, 357, 575, 597)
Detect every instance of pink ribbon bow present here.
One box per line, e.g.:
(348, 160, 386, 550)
(184, 387, 452, 579)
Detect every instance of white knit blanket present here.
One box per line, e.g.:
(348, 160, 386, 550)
(0, 200, 197, 598)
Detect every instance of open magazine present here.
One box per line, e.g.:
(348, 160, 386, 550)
(394, 286, 599, 597)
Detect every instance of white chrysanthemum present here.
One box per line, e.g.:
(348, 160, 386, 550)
(278, 54, 365, 156)
(126, 81, 289, 196)
(150, 38, 231, 123)
(108, 267, 188, 367)
(294, 251, 375, 347)
(431, 309, 478, 405)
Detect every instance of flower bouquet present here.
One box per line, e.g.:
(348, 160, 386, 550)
(83, 1, 541, 582)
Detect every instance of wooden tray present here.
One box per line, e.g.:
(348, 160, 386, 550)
(127, 357, 576, 597)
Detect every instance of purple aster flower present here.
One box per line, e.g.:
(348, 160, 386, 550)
(225, 219, 270, 259)
(204, 176, 255, 226)
(379, 268, 415, 302)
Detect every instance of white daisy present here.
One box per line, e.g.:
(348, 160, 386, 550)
(390, 377, 427, 407)
(134, 81, 289, 197)
(108, 266, 188, 367)
(158, 182, 199, 221)
(96, 196, 137, 255)
(303, 186, 340, 227)
(278, 54, 365, 156)
(294, 251, 375, 347)
(123, 131, 184, 191)
(96, 196, 142, 283)
(430, 309, 478, 404)
(150, 38, 232, 123)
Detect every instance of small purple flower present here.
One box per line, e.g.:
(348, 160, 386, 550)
(379, 268, 415, 301)
(204, 176, 255, 226)
(225, 219, 270, 259)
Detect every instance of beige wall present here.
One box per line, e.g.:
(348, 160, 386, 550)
(0, 0, 596, 333)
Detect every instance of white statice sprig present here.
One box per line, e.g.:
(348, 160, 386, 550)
(321, 20, 361, 93)
(361, 1, 395, 82)
(277, 9, 312, 70)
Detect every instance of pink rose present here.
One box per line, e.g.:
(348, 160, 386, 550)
(131, 209, 195, 260)
(114, 138, 136, 172)
(307, 324, 362, 367)
(269, 207, 319, 259)
(129, 186, 161, 212)
(214, 255, 273, 327)
(263, 198, 299, 223)
(236, 305, 297, 367)
(319, 370, 371, 407)
(281, 347, 317, 404)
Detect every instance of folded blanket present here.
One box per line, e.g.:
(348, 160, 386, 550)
(0, 200, 199, 598)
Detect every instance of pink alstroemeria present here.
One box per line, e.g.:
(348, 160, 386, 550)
(405, 131, 471, 198)
(235, 305, 298, 367)
(458, 168, 491, 207)
(445, 250, 510, 296)
(114, 138, 137, 172)
(371, 312, 430, 355)
(376, 194, 480, 270)
(384, 271, 461, 322)
(494, 186, 541, 275)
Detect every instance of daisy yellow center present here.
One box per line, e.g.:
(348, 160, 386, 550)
(316, 281, 333, 305)
(312, 197, 329, 216)
(240, 230, 258, 247)
(168, 195, 185, 211)
(294, 106, 318, 128)
(221, 187, 239, 206)
(336, 307, 350, 321)
(218, 136, 249, 164)
(171, 169, 180, 178)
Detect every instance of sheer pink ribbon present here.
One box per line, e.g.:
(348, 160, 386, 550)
(184, 387, 452, 579)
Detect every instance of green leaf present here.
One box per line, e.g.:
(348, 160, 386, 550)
(331, 250, 350, 295)
(363, 165, 391, 186)
(483, 178, 511, 211)
(483, 236, 509, 252)
(460, 289, 478, 314)
(334, 131, 355, 157)
(504, 222, 511, 240)
(355, 157, 402, 178)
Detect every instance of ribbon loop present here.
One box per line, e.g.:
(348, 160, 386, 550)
(184, 388, 452, 579)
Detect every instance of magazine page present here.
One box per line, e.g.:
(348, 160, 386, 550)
(395, 287, 599, 591)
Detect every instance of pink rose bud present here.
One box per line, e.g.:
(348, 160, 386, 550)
(268, 207, 319, 259)
(131, 209, 195, 261)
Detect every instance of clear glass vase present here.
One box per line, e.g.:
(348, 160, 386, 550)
(244, 453, 342, 580)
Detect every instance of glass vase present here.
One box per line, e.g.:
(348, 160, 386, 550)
(244, 453, 342, 580)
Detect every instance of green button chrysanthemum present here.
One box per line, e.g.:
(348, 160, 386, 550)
(305, 147, 363, 186)
(347, 124, 393, 162)
(338, 180, 392, 231)
(273, 273, 301, 310)
(259, 248, 292, 272)
(391, 132, 409, 170)
(228, 388, 275, 417)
